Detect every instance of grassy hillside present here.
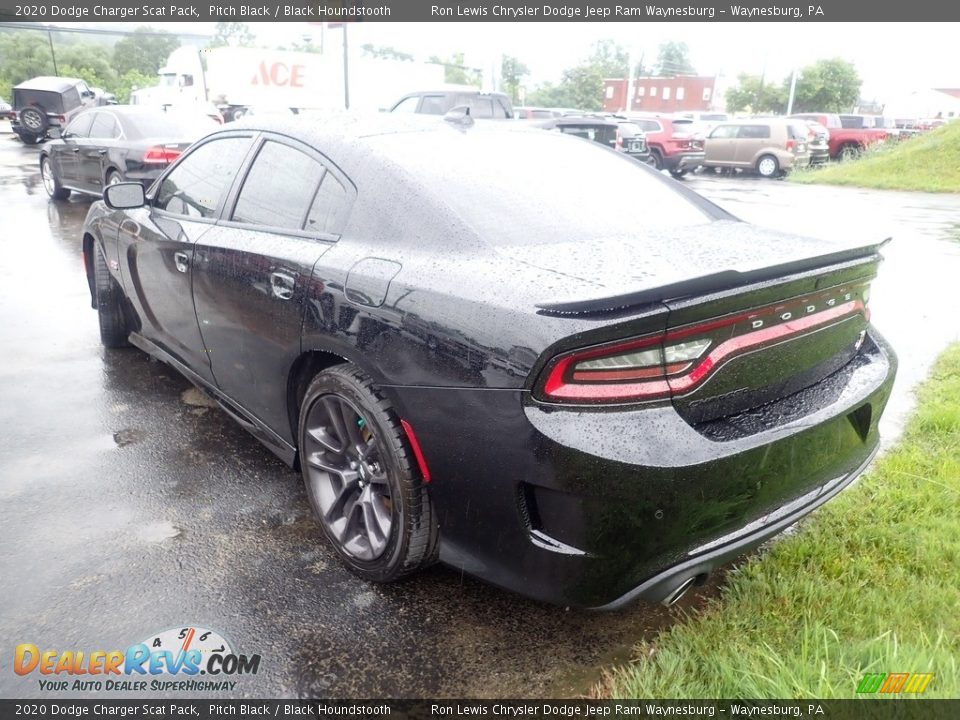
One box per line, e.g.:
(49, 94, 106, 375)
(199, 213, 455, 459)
(791, 121, 960, 193)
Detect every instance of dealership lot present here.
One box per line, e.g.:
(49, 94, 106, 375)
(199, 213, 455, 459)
(1, 127, 959, 699)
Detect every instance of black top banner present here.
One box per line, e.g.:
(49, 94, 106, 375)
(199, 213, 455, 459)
(0, 0, 958, 22)
(1, 700, 959, 720)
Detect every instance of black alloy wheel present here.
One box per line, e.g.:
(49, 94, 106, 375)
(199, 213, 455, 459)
(298, 366, 436, 581)
(41, 156, 70, 200)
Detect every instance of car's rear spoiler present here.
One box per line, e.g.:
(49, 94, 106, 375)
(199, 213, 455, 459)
(536, 238, 891, 316)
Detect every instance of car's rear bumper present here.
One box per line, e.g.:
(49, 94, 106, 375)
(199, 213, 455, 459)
(389, 329, 896, 608)
(672, 151, 705, 171)
(594, 441, 878, 608)
(809, 148, 831, 165)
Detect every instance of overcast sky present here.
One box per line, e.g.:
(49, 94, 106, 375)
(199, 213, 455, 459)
(58, 22, 959, 101)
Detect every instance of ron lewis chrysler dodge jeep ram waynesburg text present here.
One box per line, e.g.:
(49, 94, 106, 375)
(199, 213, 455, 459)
(79, 115, 896, 609)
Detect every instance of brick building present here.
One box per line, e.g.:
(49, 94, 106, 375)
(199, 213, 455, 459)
(602, 76, 718, 114)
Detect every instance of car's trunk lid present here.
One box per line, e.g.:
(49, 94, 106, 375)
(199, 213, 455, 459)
(528, 221, 884, 420)
(661, 253, 878, 424)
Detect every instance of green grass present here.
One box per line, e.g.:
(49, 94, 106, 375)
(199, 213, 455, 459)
(599, 344, 960, 699)
(790, 121, 960, 193)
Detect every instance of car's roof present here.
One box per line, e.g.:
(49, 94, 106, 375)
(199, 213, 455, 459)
(402, 88, 509, 97)
(229, 112, 451, 143)
(14, 76, 83, 92)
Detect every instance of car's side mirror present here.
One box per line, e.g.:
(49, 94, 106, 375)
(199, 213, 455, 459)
(104, 182, 146, 210)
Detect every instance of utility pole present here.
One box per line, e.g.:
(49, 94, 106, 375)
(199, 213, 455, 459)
(786, 67, 798, 115)
(47, 29, 58, 75)
(625, 50, 634, 113)
(342, 24, 349, 109)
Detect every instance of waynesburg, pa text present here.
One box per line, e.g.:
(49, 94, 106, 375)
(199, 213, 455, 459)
(428, 5, 825, 19)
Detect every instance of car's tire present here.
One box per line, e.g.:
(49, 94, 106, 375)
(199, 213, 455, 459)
(93, 246, 130, 348)
(839, 143, 861, 161)
(19, 106, 48, 136)
(40, 156, 70, 200)
(669, 169, 688, 179)
(756, 154, 780, 178)
(648, 149, 663, 171)
(230, 107, 247, 122)
(298, 365, 437, 582)
(106, 169, 123, 187)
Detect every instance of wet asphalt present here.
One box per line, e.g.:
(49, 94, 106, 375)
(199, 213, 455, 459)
(1, 126, 959, 700)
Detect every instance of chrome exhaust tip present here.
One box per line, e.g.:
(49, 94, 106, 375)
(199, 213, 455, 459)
(661, 575, 698, 607)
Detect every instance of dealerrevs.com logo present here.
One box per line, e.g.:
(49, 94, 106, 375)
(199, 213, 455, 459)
(14, 626, 261, 692)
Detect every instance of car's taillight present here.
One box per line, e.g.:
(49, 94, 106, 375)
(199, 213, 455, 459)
(786, 139, 796, 151)
(143, 146, 182, 164)
(540, 335, 708, 402)
(615, 128, 623, 149)
(537, 283, 870, 404)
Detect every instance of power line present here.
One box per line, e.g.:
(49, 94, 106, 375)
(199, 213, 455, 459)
(0, 22, 210, 40)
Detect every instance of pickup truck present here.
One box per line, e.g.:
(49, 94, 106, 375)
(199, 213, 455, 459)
(789, 112, 888, 159)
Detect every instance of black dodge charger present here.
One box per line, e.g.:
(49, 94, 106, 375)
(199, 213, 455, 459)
(80, 116, 896, 609)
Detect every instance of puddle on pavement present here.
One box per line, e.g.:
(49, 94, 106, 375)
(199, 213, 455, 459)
(113, 428, 146, 447)
(137, 521, 182, 543)
(181, 386, 218, 408)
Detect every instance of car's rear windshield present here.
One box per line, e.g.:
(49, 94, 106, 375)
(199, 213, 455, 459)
(840, 116, 866, 129)
(367, 127, 714, 246)
(13, 89, 65, 113)
(123, 112, 216, 139)
(617, 122, 644, 138)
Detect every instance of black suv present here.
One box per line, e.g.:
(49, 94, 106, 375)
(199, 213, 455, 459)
(536, 115, 650, 164)
(11, 76, 99, 144)
(389, 89, 514, 119)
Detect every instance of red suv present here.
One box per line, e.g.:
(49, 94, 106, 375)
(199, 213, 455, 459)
(625, 113, 704, 177)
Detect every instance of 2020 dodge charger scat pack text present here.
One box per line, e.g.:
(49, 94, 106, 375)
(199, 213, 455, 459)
(80, 117, 896, 609)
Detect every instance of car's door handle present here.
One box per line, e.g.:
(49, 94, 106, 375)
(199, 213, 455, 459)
(173, 252, 189, 273)
(270, 271, 295, 300)
(97, 149, 107, 155)
(71, 147, 80, 153)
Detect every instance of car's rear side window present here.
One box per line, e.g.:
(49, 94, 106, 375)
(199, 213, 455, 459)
(419, 95, 447, 115)
(156, 136, 251, 219)
(305, 173, 348, 234)
(65, 113, 94, 138)
(391, 96, 419, 113)
(635, 120, 661, 132)
(89, 113, 119, 140)
(232, 141, 325, 230)
(709, 125, 739, 139)
(737, 125, 771, 139)
(62, 88, 81, 112)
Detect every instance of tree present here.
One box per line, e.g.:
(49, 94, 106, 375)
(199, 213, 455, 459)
(57, 44, 117, 90)
(725, 73, 787, 114)
(527, 65, 604, 111)
(113, 27, 180, 76)
(526, 40, 629, 110)
(112, 69, 157, 104)
(788, 58, 861, 113)
(500, 55, 529, 104)
(587, 39, 629, 78)
(0, 32, 56, 98)
(211, 22, 255, 48)
(427, 53, 482, 86)
(653, 41, 696, 76)
(361, 44, 414, 62)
